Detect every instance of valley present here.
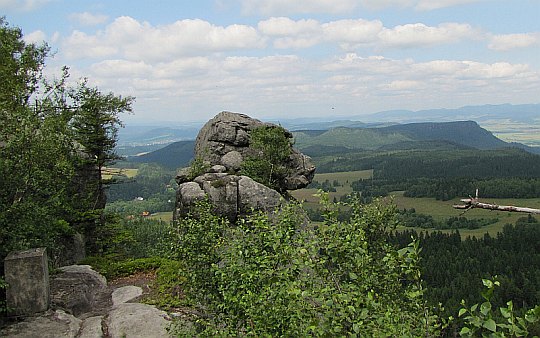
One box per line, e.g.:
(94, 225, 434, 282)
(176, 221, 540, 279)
(103, 105, 540, 333)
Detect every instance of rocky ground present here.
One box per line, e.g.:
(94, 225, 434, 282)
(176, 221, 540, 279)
(1, 265, 176, 338)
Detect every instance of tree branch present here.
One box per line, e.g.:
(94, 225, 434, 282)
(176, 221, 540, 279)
(453, 189, 540, 214)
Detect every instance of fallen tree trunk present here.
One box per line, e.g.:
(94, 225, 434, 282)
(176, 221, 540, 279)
(453, 189, 540, 214)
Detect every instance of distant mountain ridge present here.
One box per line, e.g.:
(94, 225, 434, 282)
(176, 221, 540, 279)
(130, 140, 195, 169)
(379, 121, 508, 150)
(360, 103, 540, 124)
(129, 120, 539, 169)
(292, 120, 515, 151)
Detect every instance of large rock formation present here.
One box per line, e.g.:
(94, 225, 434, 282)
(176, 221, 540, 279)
(175, 111, 315, 222)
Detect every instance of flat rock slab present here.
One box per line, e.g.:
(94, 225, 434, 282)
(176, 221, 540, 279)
(111, 285, 143, 306)
(1, 310, 81, 338)
(78, 316, 104, 338)
(107, 303, 171, 338)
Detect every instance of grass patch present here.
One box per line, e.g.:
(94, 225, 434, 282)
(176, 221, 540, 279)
(80, 256, 168, 280)
(102, 167, 138, 180)
(292, 169, 540, 238)
(143, 260, 187, 310)
(390, 191, 540, 238)
(149, 212, 174, 222)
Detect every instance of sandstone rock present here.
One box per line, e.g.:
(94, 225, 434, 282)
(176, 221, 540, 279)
(78, 316, 104, 338)
(0, 310, 82, 338)
(238, 176, 283, 213)
(107, 303, 171, 338)
(221, 150, 243, 171)
(50, 265, 108, 317)
(209, 164, 227, 173)
(175, 112, 315, 221)
(175, 173, 284, 222)
(111, 286, 143, 306)
(175, 167, 191, 184)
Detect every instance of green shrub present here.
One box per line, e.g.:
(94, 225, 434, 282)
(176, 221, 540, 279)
(143, 260, 187, 310)
(240, 125, 292, 192)
(80, 256, 166, 279)
(187, 156, 210, 181)
(458, 278, 540, 337)
(94, 214, 175, 258)
(171, 196, 441, 336)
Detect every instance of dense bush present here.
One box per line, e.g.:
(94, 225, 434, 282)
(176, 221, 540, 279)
(240, 125, 292, 192)
(172, 196, 441, 336)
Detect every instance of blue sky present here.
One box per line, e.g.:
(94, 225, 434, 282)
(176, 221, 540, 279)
(2, 0, 539, 123)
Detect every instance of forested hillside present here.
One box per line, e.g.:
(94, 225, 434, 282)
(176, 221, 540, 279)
(391, 216, 540, 324)
(129, 140, 194, 169)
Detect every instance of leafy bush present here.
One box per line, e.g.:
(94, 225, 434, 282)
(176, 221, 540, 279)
(240, 125, 292, 192)
(143, 260, 187, 310)
(458, 278, 540, 337)
(172, 195, 441, 336)
(94, 214, 175, 258)
(187, 156, 210, 181)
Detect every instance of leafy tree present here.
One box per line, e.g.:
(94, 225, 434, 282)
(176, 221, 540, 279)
(67, 80, 133, 251)
(0, 17, 133, 261)
(240, 125, 292, 192)
(0, 18, 76, 263)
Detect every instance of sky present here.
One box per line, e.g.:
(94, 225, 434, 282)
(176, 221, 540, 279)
(2, 0, 540, 123)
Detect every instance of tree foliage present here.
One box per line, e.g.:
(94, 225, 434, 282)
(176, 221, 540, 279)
(172, 195, 441, 336)
(240, 125, 292, 192)
(0, 17, 133, 262)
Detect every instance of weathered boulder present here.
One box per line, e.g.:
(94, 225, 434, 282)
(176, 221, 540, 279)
(0, 310, 82, 338)
(107, 303, 170, 338)
(193, 111, 315, 190)
(176, 174, 282, 222)
(111, 286, 143, 306)
(1, 265, 174, 338)
(50, 265, 108, 317)
(175, 111, 315, 221)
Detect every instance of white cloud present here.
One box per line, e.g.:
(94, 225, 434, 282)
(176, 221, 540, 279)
(63, 30, 118, 59)
(258, 18, 475, 50)
(379, 22, 476, 48)
(383, 80, 422, 91)
(488, 33, 539, 51)
(80, 51, 539, 121)
(258, 17, 322, 48)
(23, 30, 46, 44)
(0, 0, 51, 11)
(90, 60, 153, 78)
(61, 16, 265, 61)
(69, 12, 109, 26)
(323, 19, 383, 44)
(258, 17, 320, 37)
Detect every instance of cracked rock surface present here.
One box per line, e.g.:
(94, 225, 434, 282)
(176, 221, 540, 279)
(1, 266, 173, 338)
(175, 111, 315, 222)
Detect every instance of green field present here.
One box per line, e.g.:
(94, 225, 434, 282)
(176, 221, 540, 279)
(102, 167, 138, 180)
(291, 170, 540, 238)
(149, 211, 174, 222)
(482, 119, 540, 147)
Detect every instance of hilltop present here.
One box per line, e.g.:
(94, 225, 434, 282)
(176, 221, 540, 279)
(127, 120, 540, 169)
